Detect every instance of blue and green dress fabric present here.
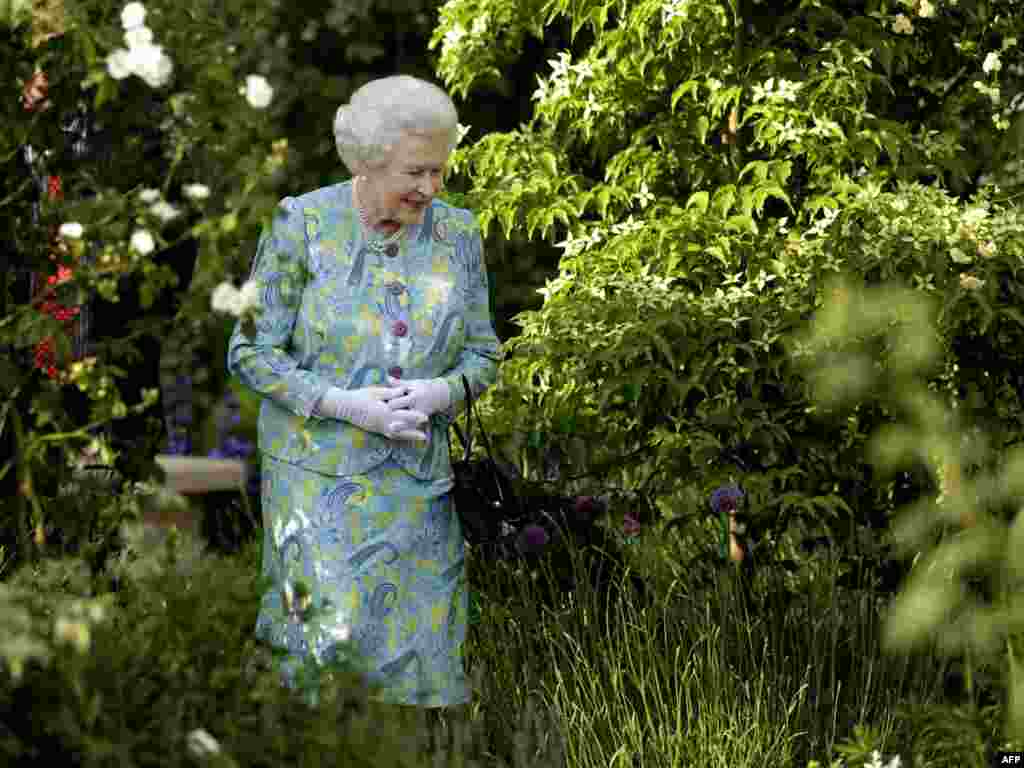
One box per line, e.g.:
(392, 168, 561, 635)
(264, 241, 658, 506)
(227, 180, 501, 707)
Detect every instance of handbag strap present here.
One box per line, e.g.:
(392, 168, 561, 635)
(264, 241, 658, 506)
(450, 377, 473, 463)
(450, 375, 502, 468)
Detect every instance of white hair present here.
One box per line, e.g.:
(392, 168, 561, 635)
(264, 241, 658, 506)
(334, 75, 460, 175)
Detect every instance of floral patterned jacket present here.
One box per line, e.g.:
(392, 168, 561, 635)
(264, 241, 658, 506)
(227, 181, 502, 489)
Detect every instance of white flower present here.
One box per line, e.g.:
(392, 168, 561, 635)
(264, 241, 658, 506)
(776, 79, 801, 102)
(634, 181, 655, 208)
(182, 183, 210, 200)
(892, 14, 914, 34)
(138, 187, 161, 203)
(243, 75, 274, 109)
(443, 23, 468, 49)
(238, 280, 261, 313)
(121, 2, 147, 31)
(864, 750, 903, 768)
(959, 273, 985, 291)
(983, 52, 1002, 74)
(106, 48, 133, 80)
(54, 617, 91, 654)
(751, 77, 802, 103)
(186, 728, 222, 759)
(130, 229, 155, 255)
(127, 43, 173, 88)
(150, 200, 181, 223)
(59, 222, 84, 239)
(917, 0, 935, 18)
(211, 282, 242, 315)
(123, 25, 153, 49)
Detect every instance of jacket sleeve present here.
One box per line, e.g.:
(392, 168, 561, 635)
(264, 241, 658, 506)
(439, 211, 503, 418)
(226, 197, 332, 421)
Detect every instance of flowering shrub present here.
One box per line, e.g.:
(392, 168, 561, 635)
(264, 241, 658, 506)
(0, 0, 313, 570)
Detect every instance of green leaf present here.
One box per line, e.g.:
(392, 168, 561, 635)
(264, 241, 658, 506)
(686, 191, 710, 214)
(805, 195, 838, 216)
(739, 186, 755, 217)
(552, 206, 571, 232)
(950, 247, 972, 264)
(695, 116, 710, 144)
(94, 77, 119, 110)
(651, 333, 677, 369)
(1001, 307, 1024, 331)
(671, 80, 700, 113)
(753, 185, 793, 215)
(499, 206, 516, 240)
(540, 151, 558, 177)
(525, 208, 544, 241)
(725, 215, 757, 235)
(596, 187, 611, 219)
(477, 209, 494, 241)
(738, 160, 768, 184)
(712, 185, 736, 217)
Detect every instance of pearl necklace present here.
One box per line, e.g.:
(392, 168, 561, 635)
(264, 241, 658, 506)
(353, 176, 405, 252)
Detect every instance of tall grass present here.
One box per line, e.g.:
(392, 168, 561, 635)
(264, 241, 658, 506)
(461, 515, 970, 768)
(3, 504, 1016, 767)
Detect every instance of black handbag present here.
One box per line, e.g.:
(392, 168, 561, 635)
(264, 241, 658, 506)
(448, 375, 523, 546)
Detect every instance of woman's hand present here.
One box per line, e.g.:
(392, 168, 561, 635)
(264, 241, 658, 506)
(316, 385, 429, 441)
(385, 376, 451, 417)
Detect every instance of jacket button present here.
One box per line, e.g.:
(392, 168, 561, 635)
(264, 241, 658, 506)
(388, 366, 403, 379)
(384, 244, 399, 258)
(392, 320, 408, 338)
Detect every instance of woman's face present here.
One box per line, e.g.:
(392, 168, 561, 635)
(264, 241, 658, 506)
(358, 131, 450, 231)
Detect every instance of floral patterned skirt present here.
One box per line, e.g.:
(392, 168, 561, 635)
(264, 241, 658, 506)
(254, 453, 470, 708)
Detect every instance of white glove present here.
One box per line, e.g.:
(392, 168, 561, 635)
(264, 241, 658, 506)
(315, 385, 429, 441)
(385, 376, 451, 417)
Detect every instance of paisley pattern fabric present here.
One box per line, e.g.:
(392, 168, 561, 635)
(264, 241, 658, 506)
(229, 181, 500, 708)
(256, 454, 469, 707)
(228, 181, 502, 484)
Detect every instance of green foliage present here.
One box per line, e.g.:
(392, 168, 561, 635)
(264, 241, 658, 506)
(794, 272, 1024, 746)
(430, 0, 1024, 758)
(0, 0, 463, 574)
(0, 519, 583, 766)
(432, 0, 1024, 564)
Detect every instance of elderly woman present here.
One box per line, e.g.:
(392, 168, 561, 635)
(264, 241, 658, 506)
(227, 76, 502, 719)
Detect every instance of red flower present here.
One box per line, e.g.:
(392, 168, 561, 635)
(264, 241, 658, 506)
(22, 70, 50, 112)
(47, 176, 62, 201)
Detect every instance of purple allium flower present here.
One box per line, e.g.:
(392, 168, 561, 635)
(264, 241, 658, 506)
(573, 495, 600, 522)
(517, 524, 549, 554)
(622, 514, 641, 538)
(710, 484, 744, 515)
